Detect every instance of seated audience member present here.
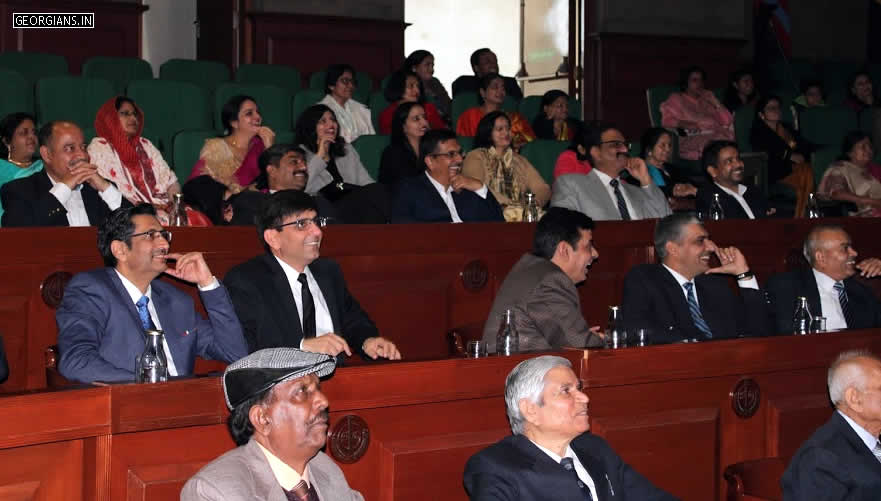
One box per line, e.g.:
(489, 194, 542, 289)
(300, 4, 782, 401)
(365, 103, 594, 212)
(766, 224, 881, 333)
(318, 64, 375, 143)
(462, 111, 551, 221)
(456, 73, 535, 149)
(404, 49, 452, 120)
(181, 348, 364, 501)
(1, 120, 125, 227)
(378, 70, 445, 134)
(391, 129, 503, 223)
(782, 350, 881, 499)
(641, 127, 697, 198)
(464, 355, 678, 501)
(56, 203, 247, 383)
(551, 124, 671, 220)
(723, 66, 758, 113)
(750, 95, 814, 217)
(0, 112, 42, 224)
(452, 48, 523, 100)
(532, 90, 582, 141)
(660, 65, 734, 161)
(553, 124, 593, 179)
(481, 207, 603, 351)
(186, 95, 275, 224)
(224, 190, 401, 361)
(228, 144, 337, 226)
(620, 213, 770, 341)
(378, 101, 428, 186)
(695, 140, 772, 219)
(89, 96, 182, 224)
(791, 79, 826, 130)
(818, 131, 881, 216)
(844, 70, 876, 113)
(296, 104, 388, 224)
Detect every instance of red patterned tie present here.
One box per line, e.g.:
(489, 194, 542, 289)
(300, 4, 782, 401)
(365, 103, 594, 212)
(285, 480, 319, 501)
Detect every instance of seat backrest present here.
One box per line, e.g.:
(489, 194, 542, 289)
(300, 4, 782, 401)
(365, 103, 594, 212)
(126, 79, 211, 157)
(36, 76, 115, 128)
(811, 146, 841, 184)
(82, 56, 153, 95)
(819, 60, 860, 100)
(723, 457, 785, 501)
(519, 95, 584, 125)
(0, 51, 67, 86)
(351, 134, 390, 180)
(734, 105, 756, 153)
(368, 91, 389, 132)
(235, 63, 301, 96)
(0, 68, 34, 117)
(291, 89, 326, 128)
(519, 139, 570, 185)
(798, 105, 858, 148)
(452, 92, 480, 132)
(457, 136, 475, 153)
(646, 85, 679, 127)
(213, 82, 292, 132)
(171, 128, 218, 181)
(159, 59, 230, 97)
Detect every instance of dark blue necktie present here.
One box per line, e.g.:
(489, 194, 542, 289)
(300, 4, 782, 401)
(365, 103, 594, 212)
(833, 282, 854, 328)
(609, 179, 632, 221)
(683, 282, 712, 338)
(136, 296, 155, 331)
(560, 457, 593, 500)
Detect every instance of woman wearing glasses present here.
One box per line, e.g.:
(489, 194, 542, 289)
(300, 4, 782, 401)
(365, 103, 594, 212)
(462, 111, 550, 221)
(88, 96, 187, 225)
(318, 64, 375, 144)
(296, 104, 388, 223)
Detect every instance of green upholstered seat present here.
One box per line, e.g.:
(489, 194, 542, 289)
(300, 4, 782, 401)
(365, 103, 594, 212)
(213, 83, 292, 132)
(35, 76, 115, 128)
(235, 63, 302, 97)
(82, 56, 153, 94)
(351, 134, 390, 180)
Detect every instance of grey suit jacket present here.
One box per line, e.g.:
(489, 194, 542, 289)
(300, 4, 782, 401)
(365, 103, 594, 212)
(180, 439, 363, 501)
(482, 253, 604, 352)
(550, 170, 672, 220)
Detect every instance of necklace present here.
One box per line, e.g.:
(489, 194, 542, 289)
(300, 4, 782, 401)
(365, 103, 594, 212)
(8, 158, 31, 168)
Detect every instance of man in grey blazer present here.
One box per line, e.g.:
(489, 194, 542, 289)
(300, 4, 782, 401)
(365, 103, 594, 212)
(181, 348, 363, 501)
(551, 124, 672, 220)
(482, 207, 605, 352)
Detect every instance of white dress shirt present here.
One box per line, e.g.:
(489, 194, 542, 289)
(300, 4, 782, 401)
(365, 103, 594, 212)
(425, 171, 488, 224)
(274, 256, 335, 346)
(662, 264, 759, 308)
(812, 269, 848, 330)
(714, 183, 756, 219)
(530, 440, 599, 501)
(256, 440, 311, 490)
(47, 172, 123, 226)
(838, 410, 880, 455)
(114, 270, 179, 376)
(593, 169, 642, 219)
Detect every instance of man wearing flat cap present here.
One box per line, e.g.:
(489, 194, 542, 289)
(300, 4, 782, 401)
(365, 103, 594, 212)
(181, 348, 363, 500)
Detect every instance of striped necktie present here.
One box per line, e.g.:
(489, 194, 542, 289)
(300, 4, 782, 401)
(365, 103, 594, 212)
(874, 441, 881, 464)
(285, 479, 319, 501)
(609, 179, 632, 221)
(683, 282, 713, 338)
(833, 282, 853, 328)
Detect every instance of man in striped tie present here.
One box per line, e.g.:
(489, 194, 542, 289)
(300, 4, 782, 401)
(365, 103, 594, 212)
(620, 213, 770, 342)
(766, 223, 881, 333)
(782, 349, 881, 499)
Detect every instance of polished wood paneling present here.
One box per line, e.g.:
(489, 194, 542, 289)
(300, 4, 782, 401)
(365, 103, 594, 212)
(0, 441, 84, 501)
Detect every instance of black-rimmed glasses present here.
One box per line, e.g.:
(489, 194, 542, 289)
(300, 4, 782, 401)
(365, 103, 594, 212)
(130, 229, 172, 242)
(275, 217, 331, 231)
(599, 140, 631, 150)
(430, 149, 465, 160)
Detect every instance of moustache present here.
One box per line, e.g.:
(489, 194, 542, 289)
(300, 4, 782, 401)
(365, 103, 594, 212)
(309, 410, 329, 426)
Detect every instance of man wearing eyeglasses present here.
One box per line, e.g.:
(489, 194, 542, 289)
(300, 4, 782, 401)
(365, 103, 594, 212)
(225, 190, 401, 361)
(56, 204, 248, 383)
(551, 124, 671, 221)
(391, 129, 503, 223)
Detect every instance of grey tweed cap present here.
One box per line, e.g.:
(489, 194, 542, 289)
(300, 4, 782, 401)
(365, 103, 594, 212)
(222, 348, 336, 410)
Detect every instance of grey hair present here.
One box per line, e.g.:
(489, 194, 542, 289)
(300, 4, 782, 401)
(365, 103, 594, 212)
(803, 223, 846, 266)
(654, 213, 700, 260)
(505, 355, 573, 435)
(827, 349, 880, 406)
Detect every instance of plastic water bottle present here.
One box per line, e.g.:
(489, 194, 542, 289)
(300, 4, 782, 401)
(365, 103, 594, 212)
(792, 297, 812, 335)
(806, 193, 821, 219)
(496, 309, 520, 355)
(709, 193, 725, 221)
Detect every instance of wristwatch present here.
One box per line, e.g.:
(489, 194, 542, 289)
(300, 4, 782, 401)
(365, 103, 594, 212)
(736, 270, 755, 281)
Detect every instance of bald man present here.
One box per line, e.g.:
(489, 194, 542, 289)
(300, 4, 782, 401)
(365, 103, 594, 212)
(782, 350, 881, 499)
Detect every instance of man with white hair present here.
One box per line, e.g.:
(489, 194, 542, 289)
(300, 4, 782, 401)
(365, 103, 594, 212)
(766, 224, 881, 333)
(463, 355, 677, 500)
(782, 349, 881, 499)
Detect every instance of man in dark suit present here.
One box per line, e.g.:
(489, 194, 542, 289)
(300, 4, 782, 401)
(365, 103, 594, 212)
(391, 129, 503, 223)
(464, 355, 678, 500)
(224, 190, 401, 361)
(782, 350, 881, 500)
(695, 140, 773, 219)
(621, 213, 770, 342)
(1, 120, 127, 226)
(228, 144, 337, 225)
(451, 48, 523, 99)
(56, 204, 247, 383)
(766, 224, 881, 333)
(481, 207, 604, 352)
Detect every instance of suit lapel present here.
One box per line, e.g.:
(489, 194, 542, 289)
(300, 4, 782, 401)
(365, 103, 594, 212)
(832, 413, 881, 476)
(105, 268, 147, 334)
(571, 439, 611, 501)
(244, 440, 289, 501)
(81, 183, 105, 225)
(658, 267, 701, 338)
(149, 281, 186, 371)
(510, 435, 590, 499)
(418, 173, 454, 222)
(35, 171, 69, 225)
(585, 173, 619, 220)
(261, 254, 306, 344)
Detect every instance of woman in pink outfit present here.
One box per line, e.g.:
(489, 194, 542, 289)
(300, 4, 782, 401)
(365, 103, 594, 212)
(660, 66, 734, 161)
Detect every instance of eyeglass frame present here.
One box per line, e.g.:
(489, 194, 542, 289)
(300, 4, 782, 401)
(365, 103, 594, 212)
(274, 216, 331, 231)
(599, 140, 632, 150)
(129, 229, 172, 243)
(429, 149, 466, 160)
